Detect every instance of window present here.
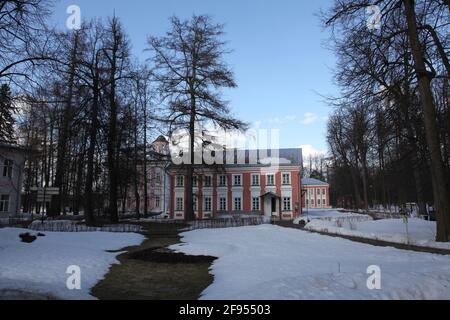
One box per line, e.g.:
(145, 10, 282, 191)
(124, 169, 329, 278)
(252, 174, 260, 186)
(233, 175, 242, 186)
(176, 176, 184, 187)
(204, 176, 212, 188)
(318, 199, 321, 206)
(323, 189, 326, 195)
(176, 197, 184, 212)
(192, 176, 198, 187)
(234, 197, 242, 211)
(0, 195, 10, 212)
(266, 174, 275, 186)
(3, 159, 13, 178)
(219, 197, 227, 211)
(218, 175, 227, 187)
(156, 173, 162, 184)
(252, 197, 260, 211)
(282, 173, 291, 185)
(283, 197, 292, 211)
(193, 196, 198, 212)
(204, 197, 212, 212)
(155, 196, 161, 208)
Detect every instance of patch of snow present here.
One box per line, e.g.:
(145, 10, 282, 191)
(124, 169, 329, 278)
(305, 216, 450, 250)
(170, 225, 450, 300)
(0, 228, 144, 300)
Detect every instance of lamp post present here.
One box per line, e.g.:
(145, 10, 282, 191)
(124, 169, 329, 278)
(41, 182, 46, 224)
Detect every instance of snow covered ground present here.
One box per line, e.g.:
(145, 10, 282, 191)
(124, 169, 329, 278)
(304, 210, 450, 250)
(171, 225, 450, 300)
(0, 228, 144, 300)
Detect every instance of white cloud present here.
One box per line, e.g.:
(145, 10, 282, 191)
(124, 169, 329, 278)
(269, 115, 297, 124)
(299, 145, 327, 158)
(300, 112, 318, 125)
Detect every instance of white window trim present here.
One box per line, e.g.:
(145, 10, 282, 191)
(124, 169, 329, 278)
(252, 197, 260, 211)
(233, 197, 242, 211)
(283, 197, 292, 212)
(176, 175, 184, 188)
(175, 197, 184, 212)
(218, 196, 228, 211)
(0, 194, 10, 212)
(282, 173, 292, 185)
(233, 174, 243, 187)
(251, 174, 261, 187)
(218, 175, 228, 187)
(203, 175, 213, 188)
(204, 196, 212, 212)
(266, 174, 275, 186)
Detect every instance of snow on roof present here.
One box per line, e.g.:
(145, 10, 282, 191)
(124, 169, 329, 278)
(302, 178, 329, 186)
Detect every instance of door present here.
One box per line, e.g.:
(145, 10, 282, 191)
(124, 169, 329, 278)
(271, 198, 277, 215)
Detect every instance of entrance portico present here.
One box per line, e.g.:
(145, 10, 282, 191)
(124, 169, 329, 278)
(261, 192, 281, 219)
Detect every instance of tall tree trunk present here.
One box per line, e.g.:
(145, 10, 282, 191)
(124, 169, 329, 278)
(404, 0, 450, 241)
(85, 76, 100, 226)
(52, 33, 79, 217)
(107, 21, 120, 224)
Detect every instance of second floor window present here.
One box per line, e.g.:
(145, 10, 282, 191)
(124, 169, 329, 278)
(204, 176, 212, 187)
(233, 175, 242, 186)
(267, 174, 275, 186)
(176, 176, 184, 187)
(218, 175, 227, 187)
(3, 159, 13, 178)
(282, 173, 291, 185)
(252, 174, 260, 186)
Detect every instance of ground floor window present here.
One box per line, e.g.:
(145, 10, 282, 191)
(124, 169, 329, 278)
(176, 197, 184, 212)
(234, 197, 242, 211)
(193, 196, 198, 212)
(318, 199, 321, 206)
(0, 195, 9, 212)
(204, 197, 212, 212)
(219, 197, 227, 211)
(252, 197, 260, 211)
(283, 197, 291, 212)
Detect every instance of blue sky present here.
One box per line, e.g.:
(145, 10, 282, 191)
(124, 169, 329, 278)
(51, 0, 338, 156)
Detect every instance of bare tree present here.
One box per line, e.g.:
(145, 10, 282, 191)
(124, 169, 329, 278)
(147, 15, 247, 221)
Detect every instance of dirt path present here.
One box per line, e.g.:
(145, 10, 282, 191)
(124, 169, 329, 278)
(91, 222, 215, 300)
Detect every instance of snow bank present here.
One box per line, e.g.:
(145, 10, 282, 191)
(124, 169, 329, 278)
(305, 218, 450, 250)
(171, 225, 450, 300)
(0, 228, 144, 300)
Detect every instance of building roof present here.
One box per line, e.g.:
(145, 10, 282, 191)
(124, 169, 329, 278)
(0, 142, 28, 153)
(302, 178, 329, 186)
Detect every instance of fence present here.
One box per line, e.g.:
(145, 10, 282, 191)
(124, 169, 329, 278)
(184, 216, 268, 231)
(0, 215, 33, 227)
(29, 220, 143, 233)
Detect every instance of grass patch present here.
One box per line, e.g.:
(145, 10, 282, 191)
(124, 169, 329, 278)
(91, 222, 215, 300)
